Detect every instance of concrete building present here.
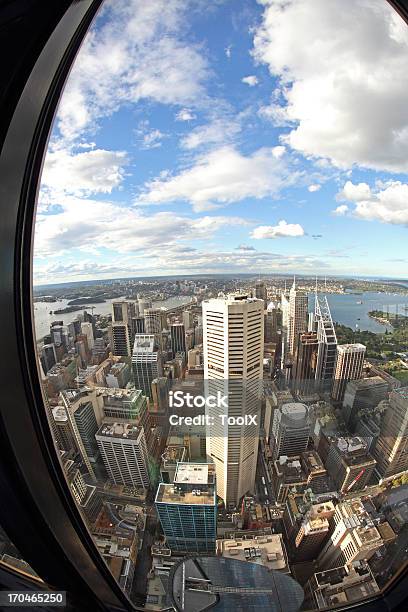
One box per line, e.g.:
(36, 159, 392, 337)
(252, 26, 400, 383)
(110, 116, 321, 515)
(325, 436, 376, 493)
(343, 376, 389, 431)
(131, 334, 162, 400)
(217, 531, 289, 574)
(96, 422, 150, 489)
(372, 387, 408, 480)
(304, 561, 380, 610)
(293, 501, 335, 561)
(155, 463, 217, 554)
(318, 500, 383, 570)
(293, 332, 318, 397)
(203, 294, 264, 507)
(288, 279, 308, 355)
(332, 344, 366, 403)
(81, 321, 94, 351)
(309, 295, 338, 392)
(170, 322, 186, 356)
(270, 402, 311, 460)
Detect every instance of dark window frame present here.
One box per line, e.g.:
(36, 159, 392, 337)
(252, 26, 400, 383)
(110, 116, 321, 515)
(0, 0, 407, 611)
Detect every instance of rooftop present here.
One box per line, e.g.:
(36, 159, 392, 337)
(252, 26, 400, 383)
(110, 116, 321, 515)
(217, 533, 289, 572)
(96, 422, 142, 441)
(155, 482, 215, 506)
(132, 334, 155, 353)
(174, 463, 212, 486)
(52, 406, 68, 422)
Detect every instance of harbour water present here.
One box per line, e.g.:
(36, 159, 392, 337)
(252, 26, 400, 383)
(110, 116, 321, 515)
(33, 295, 193, 340)
(32, 290, 408, 340)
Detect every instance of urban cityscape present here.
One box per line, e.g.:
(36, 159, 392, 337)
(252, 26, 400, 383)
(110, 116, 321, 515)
(4, 0, 406, 609)
(6, 273, 404, 610)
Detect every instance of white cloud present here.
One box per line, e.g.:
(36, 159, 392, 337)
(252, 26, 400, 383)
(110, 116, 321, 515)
(242, 75, 259, 86)
(338, 180, 372, 202)
(41, 148, 127, 197)
(56, 0, 209, 141)
(251, 220, 305, 239)
(141, 145, 299, 212)
(175, 108, 196, 121)
(336, 180, 408, 224)
(135, 121, 167, 149)
(333, 204, 349, 216)
(225, 45, 232, 59)
(253, 0, 408, 172)
(308, 184, 321, 192)
(34, 194, 247, 259)
(180, 116, 241, 150)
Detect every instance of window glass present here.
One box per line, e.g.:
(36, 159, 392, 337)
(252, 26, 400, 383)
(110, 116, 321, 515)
(33, 0, 408, 607)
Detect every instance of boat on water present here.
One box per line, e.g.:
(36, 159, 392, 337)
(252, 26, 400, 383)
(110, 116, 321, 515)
(356, 300, 363, 304)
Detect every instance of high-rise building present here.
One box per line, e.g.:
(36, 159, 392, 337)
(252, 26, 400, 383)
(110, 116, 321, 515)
(182, 310, 194, 330)
(288, 279, 308, 355)
(138, 298, 152, 316)
(254, 280, 268, 307)
(170, 322, 186, 356)
(310, 295, 338, 392)
(131, 316, 145, 335)
(131, 334, 162, 399)
(343, 376, 389, 431)
(325, 436, 376, 493)
(304, 561, 380, 610)
(203, 294, 264, 507)
(144, 308, 164, 335)
(111, 301, 136, 357)
(293, 502, 335, 561)
(270, 403, 311, 460)
(293, 332, 318, 397)
(318, 500, 383, 570)
(331, 344, 366, 403)
(41, 343, 57, 374)
(95, 422, 150, 488)
(73, 401, 100, 466)
(372, 387, 408, 480)
(155, 463, 217, 553)
(80, 321, 94, 351)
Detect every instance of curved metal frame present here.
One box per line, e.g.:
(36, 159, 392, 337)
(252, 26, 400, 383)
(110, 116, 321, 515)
(0, 0, 407, 611)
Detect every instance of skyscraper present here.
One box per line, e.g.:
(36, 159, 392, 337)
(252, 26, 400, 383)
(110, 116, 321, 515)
(111, 300, 136, 357)
(170, 322, 186, 356)
(131, 334, 162, 400)
(293, 332, 319, 397)
(310, 295, 338, 392)
(254, 279, 268, 307)
(144, 308, 165, 335)
(318, 500, 382, 570)
(203, 294, 264, 507)
(96, 422, 150, 488)
(80, 321, 94, 351)
(288, 279, 308, 355)
(270, 402, 311, 460)
(332, 344, 366, 403)
(155, 463, 217, 553)
(372, 387, 408, 480)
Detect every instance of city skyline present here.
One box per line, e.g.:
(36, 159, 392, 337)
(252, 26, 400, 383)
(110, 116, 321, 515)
(34, 0, 408, 285)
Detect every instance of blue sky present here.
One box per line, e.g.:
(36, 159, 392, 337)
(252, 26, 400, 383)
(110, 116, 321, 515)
(33, 0, 408, 284)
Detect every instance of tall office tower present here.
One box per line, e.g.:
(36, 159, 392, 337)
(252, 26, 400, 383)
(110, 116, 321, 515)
(170, 322, 186, 356)
(265, 302, 279, 343)
(318, 500, 382, 570)
(138, 298, 152, 316)
(203, 294, 264, 507)
(372, 387, 408, 480)
(50, 321, 69, 351)
(325, 436, 376, 493)
(95, 422, 150, 488)
(155, 463, 217, 553)
(293, 332, 318, 397)
(111, 300, 135, 357)
(293, 502, 335, 561)
(185, 328, 195, 352)
(255, 280, 268, 307)
(131, 316, 145, 335)
(194, 324, 203, 346)
(41, 343, 57, 374)
(132, 334, 163, 400)
(73, 401, 100, 465)
(310, 295, 338, 392)
(332, 344, 366, 403)
(270, 403, 311, 460)
(343, 376, 389, 431)
(288, 279, 308, 355)
(68, 318, 82, 340)
(144, 308, 164, 335)
(51, 406, 77, 452)
(80, 321, 94, 351)
(151, 377, 170, 415)
(182, 310, 194, 330)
